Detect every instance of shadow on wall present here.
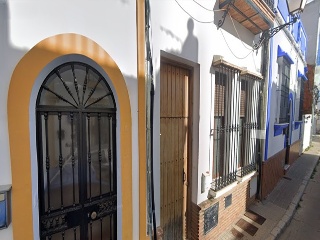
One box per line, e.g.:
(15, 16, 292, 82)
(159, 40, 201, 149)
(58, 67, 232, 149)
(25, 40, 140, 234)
(181, 18, 199, 63)
(0, 1, 28, 80)
(160, 18, 199, 63)
(0, 0, 27, 189)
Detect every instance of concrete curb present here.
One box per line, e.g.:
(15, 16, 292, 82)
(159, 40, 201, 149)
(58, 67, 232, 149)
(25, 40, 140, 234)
(267, 157, 319, 240)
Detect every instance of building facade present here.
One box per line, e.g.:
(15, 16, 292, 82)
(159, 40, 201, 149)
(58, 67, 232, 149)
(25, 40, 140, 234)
(261, 0, 308, 198)
(0, 0, 309, 240)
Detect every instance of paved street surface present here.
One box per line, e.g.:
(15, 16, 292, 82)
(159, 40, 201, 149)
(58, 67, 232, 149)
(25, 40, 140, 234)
(279, 151, 320, 239)
(219, 135, 320, 240)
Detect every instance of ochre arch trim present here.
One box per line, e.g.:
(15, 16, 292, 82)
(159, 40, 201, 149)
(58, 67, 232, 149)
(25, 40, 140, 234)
(7, 33, 132, 239)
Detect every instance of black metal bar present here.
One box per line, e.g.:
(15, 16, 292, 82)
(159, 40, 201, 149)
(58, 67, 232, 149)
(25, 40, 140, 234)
(79, 106, 86, 240)
(83, 78, 103, 106)
(58, 113, 64, 209)
(90, 222, 93, 240)
(87, 113, 92, 200)
(98, 113, 102, 196)
(55, 69, 78, 106)
(42, 86, 78, 108)
(44, 112, 51, 212)
(37, 105, 116, 113)
(225, 67, 230, 180)
(71, 112, 76, 206)
(71, 64, 81, 105)
(110, 215, 113, 240)
(100, 218, 103, 240)
(74, 228, 76, 240)
(82, 67, 89, 105)
(85, 93, 112, 109)
(109, 114, 113, 193)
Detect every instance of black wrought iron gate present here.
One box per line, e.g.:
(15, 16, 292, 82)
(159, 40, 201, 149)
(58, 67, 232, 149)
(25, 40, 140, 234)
(36, 62, 117, 240)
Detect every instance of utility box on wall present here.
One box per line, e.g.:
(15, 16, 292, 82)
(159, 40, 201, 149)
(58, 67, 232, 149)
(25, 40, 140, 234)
(0, 185, 11, 229)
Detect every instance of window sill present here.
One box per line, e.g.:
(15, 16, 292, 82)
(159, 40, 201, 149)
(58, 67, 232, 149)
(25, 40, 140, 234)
(208, 171, 257, 199)
(208, 181, 238, 199)
(274, 123, 289, 136)
(236, 170, 257, 183)
(294, 121, 303, 130)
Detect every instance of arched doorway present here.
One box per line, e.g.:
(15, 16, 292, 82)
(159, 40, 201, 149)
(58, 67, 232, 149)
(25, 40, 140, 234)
(8, 34, 133, 239)
(36, 62, 117, 239)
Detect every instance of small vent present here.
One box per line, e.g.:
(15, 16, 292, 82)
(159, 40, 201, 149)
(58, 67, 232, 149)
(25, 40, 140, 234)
(225, 194, 232, 208)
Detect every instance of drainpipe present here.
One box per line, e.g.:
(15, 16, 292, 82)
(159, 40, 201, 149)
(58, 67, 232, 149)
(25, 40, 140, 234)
(257, 36, 271, 200)
(145, 0, 157, 239)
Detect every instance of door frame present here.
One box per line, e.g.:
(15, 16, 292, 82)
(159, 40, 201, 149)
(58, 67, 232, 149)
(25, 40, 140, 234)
(159, 53, 195, 239)
(8, 34, 133, 240)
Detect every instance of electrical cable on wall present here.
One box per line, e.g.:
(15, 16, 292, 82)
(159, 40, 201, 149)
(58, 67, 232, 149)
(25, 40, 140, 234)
(145, 0, 157, 239)
(174, 0, 219, 23)
(219, 28, 254, 59)
(228, 12, 254, 51)
(174, 0, 258, 61)
(227, 11, 260, 69)
(192, 0, 215, 11)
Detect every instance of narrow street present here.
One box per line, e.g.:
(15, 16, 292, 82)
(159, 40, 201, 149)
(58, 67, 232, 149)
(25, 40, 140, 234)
(279, 153, 320, 240)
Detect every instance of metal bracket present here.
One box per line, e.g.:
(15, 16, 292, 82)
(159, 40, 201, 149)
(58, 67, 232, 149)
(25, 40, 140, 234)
(253, 15, 298, 50)
(218, 0, 235, 29)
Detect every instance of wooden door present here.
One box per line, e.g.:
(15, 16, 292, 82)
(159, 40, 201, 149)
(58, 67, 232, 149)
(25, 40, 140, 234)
(160, 62, 190, 240)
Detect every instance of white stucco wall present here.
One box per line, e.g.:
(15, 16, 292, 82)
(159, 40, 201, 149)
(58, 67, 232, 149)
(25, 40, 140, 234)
(149, 0, 262, 214)
(0, 1, 139, 239)
(1, 0, 265, 238)
(300, 0, 320, 65)
(302, 114, 312, 151)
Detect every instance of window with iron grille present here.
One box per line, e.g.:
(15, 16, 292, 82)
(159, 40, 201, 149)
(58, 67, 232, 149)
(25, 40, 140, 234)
(213, 71, 226, 183)
(278, 58, 290, 123)
(299, 80, 304, 120)
(212, 67, 239, 191)
(239, 74, 261, 177)
(211, 61, 261, 192)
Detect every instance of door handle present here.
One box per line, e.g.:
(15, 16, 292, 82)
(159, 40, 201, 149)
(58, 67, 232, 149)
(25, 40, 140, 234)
(90, 211, 97, 220)
(183, 170, 186, 183)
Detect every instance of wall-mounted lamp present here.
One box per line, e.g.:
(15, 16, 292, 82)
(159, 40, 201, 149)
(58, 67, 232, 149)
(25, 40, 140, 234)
(253, 0, 306, 50)
(0, 185, 11, 230)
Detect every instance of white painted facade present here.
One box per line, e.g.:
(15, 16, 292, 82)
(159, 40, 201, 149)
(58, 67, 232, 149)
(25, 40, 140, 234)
(264, 8, 307, 161)
(302, 114, 313, 151)
(150, 0, 261, 209)
(1, 1, 139, 239)
(1, 0, 264, 239)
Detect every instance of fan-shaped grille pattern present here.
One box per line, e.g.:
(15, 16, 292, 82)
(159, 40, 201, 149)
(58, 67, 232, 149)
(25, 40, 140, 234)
(38, 62, 115, 109)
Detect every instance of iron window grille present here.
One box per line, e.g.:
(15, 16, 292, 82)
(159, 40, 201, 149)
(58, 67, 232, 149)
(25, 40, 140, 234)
(212, 66, 239, 192)
(211, 59, 262, 192)
(299, 80, 305, 121)
(238, 73, 261, 178)
(278, 58, 291, 124)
